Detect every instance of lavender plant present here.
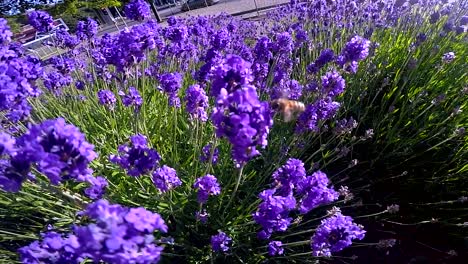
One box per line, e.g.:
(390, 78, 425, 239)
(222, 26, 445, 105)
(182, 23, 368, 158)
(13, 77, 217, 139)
(0, 0, 467, 263)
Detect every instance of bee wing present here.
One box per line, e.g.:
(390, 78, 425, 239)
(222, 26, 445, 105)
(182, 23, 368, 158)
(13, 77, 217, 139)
(283, 108, 294, 122)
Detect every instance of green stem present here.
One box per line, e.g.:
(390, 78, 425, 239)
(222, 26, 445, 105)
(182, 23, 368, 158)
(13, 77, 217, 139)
(224, 165, 245, 213)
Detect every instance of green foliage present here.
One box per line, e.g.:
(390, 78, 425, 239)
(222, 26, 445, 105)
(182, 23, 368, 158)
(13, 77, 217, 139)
(0, 2, 467, 263)
(49, 0, 122, 16)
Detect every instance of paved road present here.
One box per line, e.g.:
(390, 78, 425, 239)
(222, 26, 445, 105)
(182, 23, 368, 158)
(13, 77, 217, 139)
(158, 0, 289, 19)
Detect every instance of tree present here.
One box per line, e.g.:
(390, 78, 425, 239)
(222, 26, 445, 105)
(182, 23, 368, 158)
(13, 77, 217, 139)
(0, 0, 50, 15)
(0, 0, 122, 16)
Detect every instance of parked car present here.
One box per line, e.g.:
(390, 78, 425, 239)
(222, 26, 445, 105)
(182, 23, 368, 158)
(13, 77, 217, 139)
(181, 0, 220, 12)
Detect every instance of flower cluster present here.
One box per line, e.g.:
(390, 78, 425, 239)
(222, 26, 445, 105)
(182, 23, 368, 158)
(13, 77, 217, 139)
(211, 231, 232, 252)
(51, 28, 79, 49)
(200, 144, 219, 165)
(184, 84, 209, 122)
(296, 171, 339, 214)
(124, 0, 152, 21)
(273, 32, 293, 54)
(97, 89, 117, 109)
(252, 189, 296, 239)
(254, 158, 340, 239)
(210, 54, 253, 97)
(311, 213, 365, 256)
(76, 18, 99, 40)
(272, 158, 306, 195)
(211, 84, 273, 166)
(0, 132, 15, 156)
(268, 241, 284, 256)
(442, 52, 456, 64)
(0, 118, 105, 198)
(270, 79, 303, 100)
(27, 10, 54, 33)
(321, 70, 346, 98)
(19, 199, 167, 263)
(0, 22, 43, 123)
(110, 134, 161, 177)
(296, 98, 341, 133)
(159, 72, 183, 107)
(152, 165, 182, 193)
(0, 18, 12, 45)
(307, 49, 335, 74)
(119, 86, 143, 111)
(93, 21, 160, 71)
(336, 35, 371, 73)
(333, 117, 358, 135)
(193, 174, 221, 203)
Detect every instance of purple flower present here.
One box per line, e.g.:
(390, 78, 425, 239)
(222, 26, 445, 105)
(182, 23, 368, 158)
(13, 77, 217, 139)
(195, 209, 209, 224)
(295, 28, 308, 44)
(210, 54, 253, 97)
(296, 98, 341, 133)
(167, 16, 180, 26)
(119, 87, 143, 110)
(152, 165, 182, 193)
(165, 24, 189, 43)
(97, 90, 116, 109)
(211, 29, 230, 50)
(268, 241, 284, 256)
(272, 158, 306, 195)
(43, 71, 73, 94)
(211, 85, 273, 165)
(27, 10, 54, 33)
(1, 118, 97, 192)
(193, 174, 221, 203)
(49, 56, 75, 74)
(19, 199, 166, 264)
(311, 213, 366, 256)
(125, 207, 168, 233)
(0, 18, 13, 45)
(75, 80, 85, 90)
(253, 36, 272, 62)
(124, 0, 152, 21)
(0, 132, 15, 156)
(316, 49, 335, 67)
(321, 70, 346, 98)
(52, 28, 79, 49)
(110, 134, 161, 177)
(84, 176, 108, 200)
(271, 79, 303, 100)
(21, 118, 96, 184)
(305, 80, 319, 93)
(338, 35, 371, 64)
(200, 144, 219, 165)
(0, 159, 28, 192)
(184, 84, 209, 122)
(274, 32, 293, 53)
(159, 72, 182, 108)
(211, 231, 231, 252)
(442, 52, 456, 63)
(252, 189, 296, 239)
(334, 117, 357, 135)
(461, 15, 468, 25)
(297, 171, 339, 214)
(76, 18, 99, 40)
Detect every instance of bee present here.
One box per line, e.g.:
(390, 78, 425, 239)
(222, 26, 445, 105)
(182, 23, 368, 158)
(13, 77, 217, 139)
(270, 98, 306, 122)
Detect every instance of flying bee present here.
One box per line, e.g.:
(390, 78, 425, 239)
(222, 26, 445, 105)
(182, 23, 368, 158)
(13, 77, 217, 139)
(270, 98, 306, 122)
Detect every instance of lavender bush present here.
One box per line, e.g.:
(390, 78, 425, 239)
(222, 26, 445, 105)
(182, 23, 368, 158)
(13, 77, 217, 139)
(0, 0, 467, 263)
